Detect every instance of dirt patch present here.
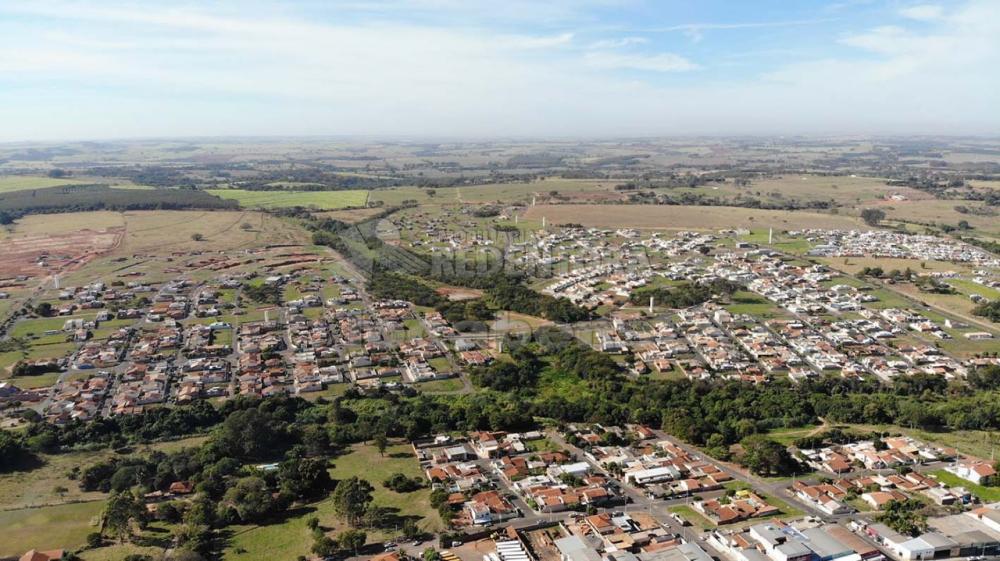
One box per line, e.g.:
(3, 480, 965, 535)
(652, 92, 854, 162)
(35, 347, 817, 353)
(436, 286, 484, 301)
(0, 227, 124, 279)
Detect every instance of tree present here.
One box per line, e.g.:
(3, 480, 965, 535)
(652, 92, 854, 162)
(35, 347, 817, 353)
(191, 233, 204, 241)
(312, 536, 338, 557)
(402, 519, 421, 539)
(279, 457, 332, 499)
(424, 548, 442, 561)
(213, 408, 290, 461)
(103, 491, 148, 543)
(240, 222, 254, 231)
(374, 433, 388, 457)
(363, 504, 390, 529)
(223, 477, 280, 523)
(876, 499, 927, 537)
(739, 435, 799, 476)
(331, 476, 374, 526)
(861, 208, 886, 227)
(34, 302, 53, 317)
(0, 431, 28, 473)
(338, 529, 367, 555)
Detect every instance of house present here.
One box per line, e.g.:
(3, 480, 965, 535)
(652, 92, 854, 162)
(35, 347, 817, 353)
(465, 490, 518, 525)
(945, 459, 996, 485)
(862, 490, 909, 510)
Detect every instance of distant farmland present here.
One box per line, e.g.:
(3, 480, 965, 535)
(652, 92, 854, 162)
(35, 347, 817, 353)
(523, 204, 864, 231)
(207, 189, 369, 210)
(0, 175, 88, 193)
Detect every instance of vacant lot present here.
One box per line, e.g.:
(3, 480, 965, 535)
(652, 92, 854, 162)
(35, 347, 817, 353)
(118, 210, 308, 253)
(208, 189, 369, 210)
(0, 501, 104, 556)
(523, 204, 863, 231)
(0, 213, 124, 277)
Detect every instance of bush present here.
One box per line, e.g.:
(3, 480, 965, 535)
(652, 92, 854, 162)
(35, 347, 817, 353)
(382, 472, 425, 493)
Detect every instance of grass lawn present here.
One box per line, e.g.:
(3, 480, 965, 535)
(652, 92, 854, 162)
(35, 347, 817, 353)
(428, 357, 452, 373)
(80, 543, 167, 561)
(328, 442, 441, 533)
(5, 371, 61, 389)
(930, 470, 1000, 502)
(668, 505, 715, 530)
(726, 291, 785, 319)
(403, 318, 426, 338)
(0, 436, 210, 513)
(417, 377, 464, 393)
(301, 383, 351, 401)
(766, 426, 821, 447)
(723, 481, 804, 519)
(525, 438, 562, 453)
(0, 500, 105, 556)
(223, 442, 441, 561)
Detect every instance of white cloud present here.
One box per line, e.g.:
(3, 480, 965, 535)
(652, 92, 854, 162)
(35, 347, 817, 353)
(899, 4, 944, 21)
(588, 37, 648, 49)
(584, 51, 698, 72)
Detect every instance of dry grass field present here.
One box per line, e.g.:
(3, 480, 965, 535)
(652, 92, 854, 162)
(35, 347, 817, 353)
(523, 204, 864, 231)
(116, 210, 308, 253)
(880, 199, 1000, 236)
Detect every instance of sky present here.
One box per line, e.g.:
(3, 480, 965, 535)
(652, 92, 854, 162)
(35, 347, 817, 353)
(0, 0, 997, 141)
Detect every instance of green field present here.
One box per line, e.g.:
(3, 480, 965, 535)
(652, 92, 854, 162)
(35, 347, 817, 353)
(0, 175, 88, 193)
(725, 291, 785, 318)
(207, 189, 369, 210)
(0, 501, 104, 556)
(668, 504, 716, 530)
(930, 470, 1000, 502)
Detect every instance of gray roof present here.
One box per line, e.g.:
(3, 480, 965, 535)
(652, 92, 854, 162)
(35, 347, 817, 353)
(637, 543, 714, 561)
(555, 535, 602, 561)
(777, 541, 813, 559)
(802, 527, 854, 560)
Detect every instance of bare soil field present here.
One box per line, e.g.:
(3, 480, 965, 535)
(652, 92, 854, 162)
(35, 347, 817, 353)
(0, 210, 310, 281)
(523, 204, 864, 231)
(0, 224, 123, 278)
(436, 286, 484, 301)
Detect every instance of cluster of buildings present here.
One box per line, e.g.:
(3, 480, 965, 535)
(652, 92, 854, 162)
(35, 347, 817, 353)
(801, 230, 1000, 268)
(799, 437, 955, 475)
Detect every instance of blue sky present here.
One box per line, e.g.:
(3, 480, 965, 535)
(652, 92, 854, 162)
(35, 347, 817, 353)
(0, 0, 997, 141)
